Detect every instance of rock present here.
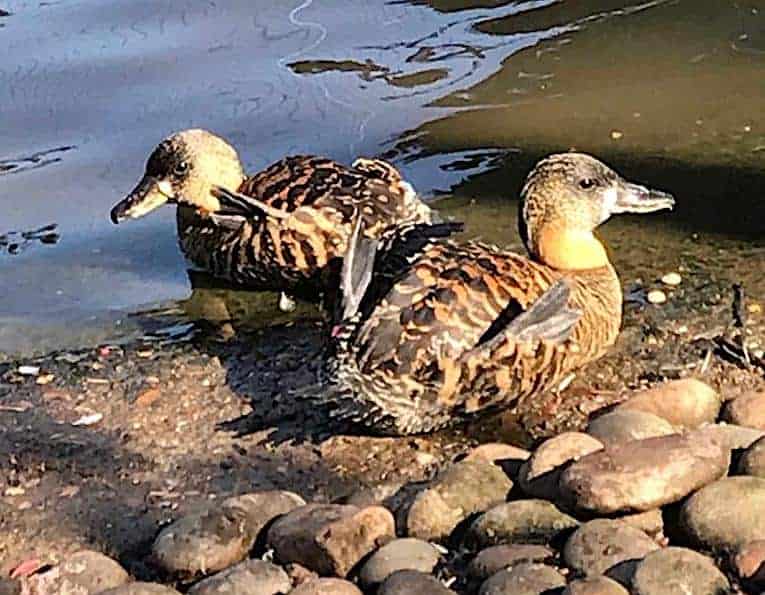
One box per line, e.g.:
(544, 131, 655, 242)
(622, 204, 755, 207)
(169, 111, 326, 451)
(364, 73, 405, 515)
(152, 491, 304, 577)
(723, 390, 765, 430)
(405, 459, 512, 542)
(465, 500, 578, 549)
(341, 481, 404, 507)
(23, 550, 129, 594)
(632, 547, 729, 595)
(738, 436, 765, 478)
(586, 410, 676, 445)
(286, 577, 363, 594)
(615, 379, 720, 429)
(563, 519, 659, 577)
(618, 509, 664, 538)
(661, 272, 682, 286)
(680, 476, 765, 552)
(377, 570, 456, 594)
(478, 563, 565, 595)
(647, 290, 667, 305)
(559, 433, 729, 514)
(99, 584, 181, 595)
(468, 545, 554, 580)
(693, 423, 764, 451)
(187, 560, 291, 594)
(518, 432, 603, 500)
(359, 538, 440, 588)
(267, 503, 394, 577)
(732, 540, 765, 590)
(464, 444, 530, 480)
(563, 577, 629, 595)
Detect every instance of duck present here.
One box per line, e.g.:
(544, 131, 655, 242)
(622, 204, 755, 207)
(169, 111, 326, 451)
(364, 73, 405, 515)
(109, 129, 435, 311)
(321, 152, 675, 435)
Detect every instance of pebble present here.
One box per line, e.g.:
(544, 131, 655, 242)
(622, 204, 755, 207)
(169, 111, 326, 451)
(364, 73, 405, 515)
(615, 379, 720, 429)
(377, 570, 456, 594)
(693, 423, 764, 451)
(631, 547, 729, 595)
(22, 550, 129, 594)
(563, 577, 629, 595)
(559, 433, 729, 514)
(187, 560, 291, 594)
(404, 459, 512, 542)
(468, 545, 554, 580)
(647, 290, 667, 305)
(290, 578, 363, 594)
(359, 538, 440, 588)
(464, 443, 530, 479)
(465, 500, 578, 549)
(267, 503, 394, 577)
(152, 490, 305, 577)
(99, 584, 181, 594)
(738, 436, 765, 477)
(563, 519, 659, 577)
(478, 562, 565, 595)
(680, 476, 765, 552)
(17, 365, 40, 376)
(731, 540, 765, 590)
(518, 432, 603, 501)
(722, 390, 765, 430)
(660, 272, 682, 286)
(586, 410, 676, 445)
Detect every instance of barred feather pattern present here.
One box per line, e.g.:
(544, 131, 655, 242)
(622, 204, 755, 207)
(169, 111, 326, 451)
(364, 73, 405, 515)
(177, 155, 432, 292)
(325, 240, 623, 435)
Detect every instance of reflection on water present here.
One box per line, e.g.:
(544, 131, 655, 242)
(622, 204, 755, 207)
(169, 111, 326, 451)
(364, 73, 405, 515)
(0, 0, 763, 355)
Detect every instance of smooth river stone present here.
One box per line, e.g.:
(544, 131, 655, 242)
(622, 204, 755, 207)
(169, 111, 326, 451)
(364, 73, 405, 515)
(586, 410, 676, 445)
(359, 538, 440, 588)
(563, 577, 629, 595)
(680, 476, 765, 552)
(478, 563, 565, 595)
(722, 389, 765, 430)
(563, 519, 659, 577)
(631, 547, 729, 595)
(615, 379, 720, 429)
(738, 436, 765, 478)
(559, 433, 729, 514)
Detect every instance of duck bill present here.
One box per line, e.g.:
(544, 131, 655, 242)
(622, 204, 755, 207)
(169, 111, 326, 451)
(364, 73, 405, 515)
(110, 176, 174, 224)
(613, 182, 675, 214)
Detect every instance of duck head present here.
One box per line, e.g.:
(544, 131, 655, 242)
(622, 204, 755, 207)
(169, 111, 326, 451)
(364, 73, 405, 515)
(110, 129, 245, 224)
(519, 153, 674, 270)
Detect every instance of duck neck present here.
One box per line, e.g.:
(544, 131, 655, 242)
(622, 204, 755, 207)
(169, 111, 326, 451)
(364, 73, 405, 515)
(535, 226, 610, 271)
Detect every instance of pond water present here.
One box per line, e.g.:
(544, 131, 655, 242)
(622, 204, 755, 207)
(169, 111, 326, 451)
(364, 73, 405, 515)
(1, 0, 763, 356)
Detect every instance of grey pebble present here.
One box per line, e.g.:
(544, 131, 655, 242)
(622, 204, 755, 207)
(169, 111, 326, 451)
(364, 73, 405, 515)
(563, 519, 659, 577)
(632, 547, 729, 595)
(563, 576, 629, 595)
(478, 562, 565, 595)
(359, 538, 440, 588)
(468, 544, 554, 580)
(187, 560, 291, 594)
(289, 578, 363, 594)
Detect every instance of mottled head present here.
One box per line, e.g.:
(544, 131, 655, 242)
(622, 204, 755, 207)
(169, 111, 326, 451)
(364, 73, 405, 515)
(519, 153, 674, 269)
(110, 129, 245, 224)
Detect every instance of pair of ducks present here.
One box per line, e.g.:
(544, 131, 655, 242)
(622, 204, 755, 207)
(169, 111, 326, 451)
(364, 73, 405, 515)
(110, 130, 674, 435)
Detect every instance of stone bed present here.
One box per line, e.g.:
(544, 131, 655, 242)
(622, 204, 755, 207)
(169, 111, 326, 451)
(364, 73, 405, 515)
(9, 379, 765, 594)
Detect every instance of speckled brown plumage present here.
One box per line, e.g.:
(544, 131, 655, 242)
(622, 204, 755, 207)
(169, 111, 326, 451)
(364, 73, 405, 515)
(322, 153, 674, 435)
(110, 130, 433, 298)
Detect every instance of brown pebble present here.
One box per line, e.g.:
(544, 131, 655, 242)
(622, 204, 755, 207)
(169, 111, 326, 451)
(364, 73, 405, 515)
(632, 547, 729, 595)
(378, 570, 456, 594)
(99, 583, 181, 594)
(732, 540, 765, 588)
(479, 562, 565, 595)
(723, 390, 765, 430)
(290, 578, 363, 594)
(739, 436, 765, 478)
(615, 379, 720, 429)
(563, 576, 629, 595)
(23, 550, 129, 595)
(187, 560, 290, 594)
(268, 503, 394, 577)
(586, 410, 676, 445)
(135, 388, 162, 407)
(468, 545, 554, 580)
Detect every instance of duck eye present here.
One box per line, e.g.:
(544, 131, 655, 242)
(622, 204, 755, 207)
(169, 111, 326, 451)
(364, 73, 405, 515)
(579, 178, 596, 190)
(173, 161, 189, 176)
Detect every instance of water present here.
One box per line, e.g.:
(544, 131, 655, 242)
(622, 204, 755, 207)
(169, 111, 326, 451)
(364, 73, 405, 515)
(1, 0, 763, 356)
